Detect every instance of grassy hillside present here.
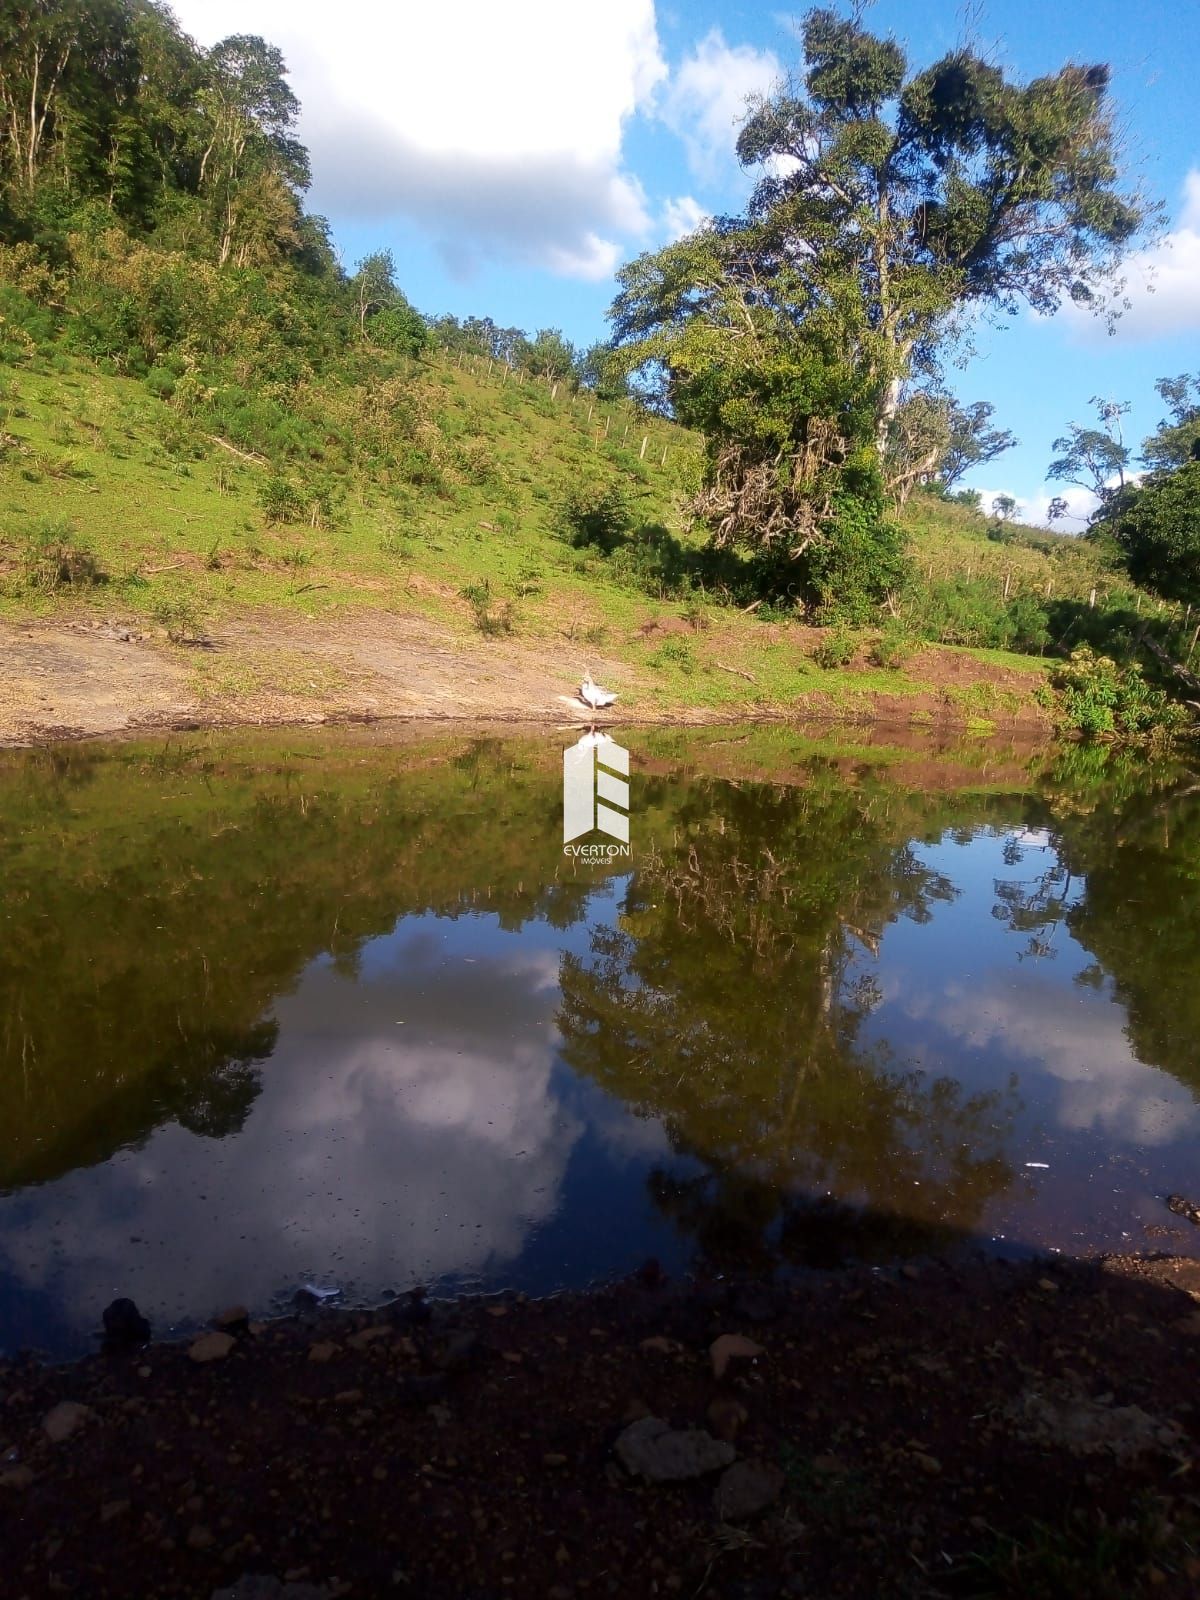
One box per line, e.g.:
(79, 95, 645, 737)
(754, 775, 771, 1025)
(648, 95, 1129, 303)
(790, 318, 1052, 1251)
(0, 342, 1188, 731)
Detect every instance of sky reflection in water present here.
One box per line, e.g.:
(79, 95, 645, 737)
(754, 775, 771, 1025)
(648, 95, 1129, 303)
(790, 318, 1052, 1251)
(0, 729, 1196, 1355)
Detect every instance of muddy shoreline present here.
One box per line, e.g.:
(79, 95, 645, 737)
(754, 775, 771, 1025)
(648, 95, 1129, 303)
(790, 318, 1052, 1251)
(2, 1253, 1198, 1599)
(0, 615, 1056, 748)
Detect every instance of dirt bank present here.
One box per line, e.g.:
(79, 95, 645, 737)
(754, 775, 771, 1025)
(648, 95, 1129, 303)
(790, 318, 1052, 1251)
(2, 1255, 1197, 1599)
(0, 612, 1054, 745)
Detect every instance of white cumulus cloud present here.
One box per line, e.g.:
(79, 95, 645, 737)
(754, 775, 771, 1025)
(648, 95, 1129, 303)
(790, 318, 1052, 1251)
(170, 0, 667, 280)
(973, 483, 1098, 531)
(1057, 169, 1200, 344)
(657, 28, 782, 182)
(661, 193, 710, 241)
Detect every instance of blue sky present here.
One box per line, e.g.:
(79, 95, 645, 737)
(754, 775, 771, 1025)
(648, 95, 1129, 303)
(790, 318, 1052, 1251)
(173, 0, 1200, 519)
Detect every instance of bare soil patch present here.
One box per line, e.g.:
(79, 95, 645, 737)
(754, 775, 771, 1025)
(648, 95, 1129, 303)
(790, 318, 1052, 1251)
(1, 1255, 1197, 1599)
(0, 612, 1052, 746)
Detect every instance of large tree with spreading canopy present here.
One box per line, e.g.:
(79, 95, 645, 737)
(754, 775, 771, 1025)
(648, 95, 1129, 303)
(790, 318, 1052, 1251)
(609, 7, 1150, 590)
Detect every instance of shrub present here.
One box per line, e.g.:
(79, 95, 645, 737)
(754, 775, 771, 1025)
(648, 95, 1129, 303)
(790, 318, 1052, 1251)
(145, 364, 177, 400)
(813, 626, 857, 668)
(555, 477, 630, 551)
(868, 625, 914, 669)
(152, 595, 207, 644)
(806, 495, 910, 623)
(459, 579, 515, 637)
(259, 477, 305, 526)
(906, 581, 1051, 654)
(650, 637, 695, 672)
(1052, 647, 1186, 739)
(19, 520, 104, 591)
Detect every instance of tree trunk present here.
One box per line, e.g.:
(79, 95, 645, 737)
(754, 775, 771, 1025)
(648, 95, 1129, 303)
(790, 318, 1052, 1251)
(875, 373, 903, 461)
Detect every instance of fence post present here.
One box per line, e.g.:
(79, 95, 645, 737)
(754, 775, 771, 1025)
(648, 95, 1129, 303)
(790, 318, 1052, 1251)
(1089, 587, 1097, 609)
(640, 435, 649, 460)
(661, 445, 668, 467)
(587, 404, 593, 425)
(1003, 572, 1011, 600)
(604, 415, 610, 437)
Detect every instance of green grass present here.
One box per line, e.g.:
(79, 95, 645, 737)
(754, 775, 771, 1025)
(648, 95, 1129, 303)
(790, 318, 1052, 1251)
(0, 354, 704, 646)
(0, 351, 1176, 728)
(903, 493, 1125, 607)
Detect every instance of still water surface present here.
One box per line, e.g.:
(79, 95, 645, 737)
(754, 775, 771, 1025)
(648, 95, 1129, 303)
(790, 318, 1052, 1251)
(1, 726, 1197, 1355)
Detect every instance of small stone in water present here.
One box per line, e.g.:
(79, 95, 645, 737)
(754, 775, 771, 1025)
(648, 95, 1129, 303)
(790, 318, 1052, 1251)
(188, 1331, 236, 1364)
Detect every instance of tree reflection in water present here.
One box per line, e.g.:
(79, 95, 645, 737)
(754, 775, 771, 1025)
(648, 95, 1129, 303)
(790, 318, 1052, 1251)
(557, 776, 1022, 1266)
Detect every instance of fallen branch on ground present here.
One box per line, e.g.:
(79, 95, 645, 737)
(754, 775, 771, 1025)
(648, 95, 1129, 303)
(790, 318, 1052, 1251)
(208, 436, 268, 465)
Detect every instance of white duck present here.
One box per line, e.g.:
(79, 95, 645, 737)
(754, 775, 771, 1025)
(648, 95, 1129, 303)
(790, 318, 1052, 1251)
(578, 672, 618, 711)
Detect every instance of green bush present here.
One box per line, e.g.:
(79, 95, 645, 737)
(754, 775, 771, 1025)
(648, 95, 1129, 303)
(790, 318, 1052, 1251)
(868, 625, 914, 669)
(807, 495, 910, 623)
(152, 594, 207, 643)
(459, 579, 515, 637)
(906, 581, 1051, 654)
(18, 519, 104, 591)
(259, 477, 305, 526)
(1052, 647, 1186, 740)
(650, 637, 695, 673)
(145, 364, 177, 400)
(813, 626, 857, 668)
(555, 477, 630, 551)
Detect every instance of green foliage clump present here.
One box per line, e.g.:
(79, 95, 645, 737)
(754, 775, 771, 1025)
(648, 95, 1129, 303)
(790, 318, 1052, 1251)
(555, 478, 631, 551)
(650, 637, 696, 673)
(906, 581, 1051, 654)
(1053, 647, 1185, 740)
(16, 520, 104, 592)
(259, 477, 305, 526)
(258, 474, 340, 530)
(813, 626, 857, 668)
(868, 625, 915, 669)
(807, 494, 909, 622)
(152, 595, 208, 644)
(459, 580, 515, 638)
(1106, 460, 1200, 605)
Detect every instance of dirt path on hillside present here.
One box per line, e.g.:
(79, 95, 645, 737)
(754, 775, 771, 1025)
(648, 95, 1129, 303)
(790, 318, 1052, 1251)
(0, 612, 1053, 745)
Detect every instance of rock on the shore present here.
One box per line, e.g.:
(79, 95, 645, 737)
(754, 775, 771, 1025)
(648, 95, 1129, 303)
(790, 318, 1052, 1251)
(713, 1460, 785, 1522)
(1006, 1387, 1186, 1460)
(615, 1416, 735, 1482)
(102, 1297, 151, 1348)
(42, 1400, 94, 1443)
(188, 1331, 236, 1364)
(709, 1333, 764, 1381)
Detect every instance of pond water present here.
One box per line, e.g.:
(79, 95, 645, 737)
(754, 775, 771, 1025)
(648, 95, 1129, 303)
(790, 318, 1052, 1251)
(1, 725, 1197, 1356)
